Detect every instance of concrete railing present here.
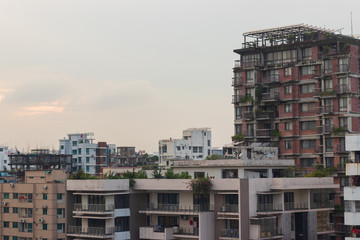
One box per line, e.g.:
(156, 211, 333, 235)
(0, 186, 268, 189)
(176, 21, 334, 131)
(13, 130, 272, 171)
(73, 204, 114, 212)
(68, 226, 115, 236)
(143, 204, 214, 212)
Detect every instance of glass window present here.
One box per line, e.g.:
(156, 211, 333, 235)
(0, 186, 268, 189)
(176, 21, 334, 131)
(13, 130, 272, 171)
(235, 107, 242, 119)
(13, 193, 18, 199)
(284, 67, 292, 76)
(302, 47, 312, 60)
(339, 98, 347, 111)
(13, 208, 18, 214)
(300, 103, 315, 112)
(86, 157, 90, 163)
(285, 122, 292, 131)
(3, 222, 9, 228)
(222, 169, 238, 178)
(300, 84, 315, 93)
(72, 141, 77, 146)
(324, 79, 333, 90)
(324, 60, 333, 73)
(301, 121, 316, 130)
(12, 222, 17, 228)
(43, 208, 47, 215)
(3, 207, 9, 213)
(246, 71, 255, 83)
(285, 141, 292, 149)
(158, 193, 179, 205)
(86, 148, 90, 155)
(300, 158, 316, 167)
(301, 140, 316, 149)
(43, 224, 47, 230)
(285, 104, 292, 113)
(235, 124, 242, 135)
(284, 85, 292, 94)
(115, 217, 130, 232)
(57, 193, 62, 200)
(301, 66, 315, 75)
(3, 193, 9, 199)
(43, 194, 47, 200)
(115, 195, 130, 209)
(78, 148, 82, 154)
(339, 117, 348, 129)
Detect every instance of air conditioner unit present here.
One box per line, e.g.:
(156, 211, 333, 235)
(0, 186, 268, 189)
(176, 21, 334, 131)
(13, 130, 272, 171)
(42, 185, 47, 189)
(2, 201, 7, 206)
(20, 219, 26, 223)
(9, 182, 14, 187)
(39, 218, 44, 223)
(42, 205, 48, 209)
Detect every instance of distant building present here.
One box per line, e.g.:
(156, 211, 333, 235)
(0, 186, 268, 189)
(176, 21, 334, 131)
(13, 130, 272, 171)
(211, 147, 223, 156)
(59, 133, 116, 174)
(159, 128, 212, 166)
(0, 146, 10, 171)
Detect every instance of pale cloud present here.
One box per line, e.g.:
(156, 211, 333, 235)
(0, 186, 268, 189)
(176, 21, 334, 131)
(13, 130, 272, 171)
(17, 100, 68, 116)
(0, 88, 14, 102)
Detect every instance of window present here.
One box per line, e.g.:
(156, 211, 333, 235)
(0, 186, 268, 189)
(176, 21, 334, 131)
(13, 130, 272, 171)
(3, 222, 9, 228)
(13, 193, 18, 199)
(324, 60, 333, 73)
(57, 223, 65, 232)
(194, 172, 205, 178)
(13, 208, 18, 214)
(78, 148, 82, 154)
(285, 104, 292, 113)
(301, 121, 316, 130)
(3, 193, 9, 199)
(339, 58, 349, 72)
(12, 237, 17, 240)
(78, 157, 82, 163)
(326, 157, 334, 167)
(284, 85, 292, 94)
(43, 194, 47, 200)
(42, 224, 47, 230)
(43, 208, 47, 215)
(4, 236, 9, 240)
(72, 141, 77, 146)
(284, 67, 292, 76)
(86, 166, 90, 172)
(86, 148, 90, 155)
(193, 147, 198, 153)
(339, 98, 347, 111)
(300, 103, 315, 112)
(324, 79, 333, 90)
(339, 117, 348, 129)
(158, 193, 179, 205)
(325, 138, 334, 152)
(86, 157, 89, 163)
(115, 195, 130, 209)
(12, 222, 17, 228)
(115, 217, 130, 232)
(285, 141, 292, 149)
(222, 169, 238, 178)
(302, 47, 312, 60)
(300, 84, 315, 93)
(301, 140, 316, 149)
(27, 223, 32, 233)
(300, 66, 315, 75)
(162, 145, 167, 153)
(246, 71, 254, 83)
(72, 150, 77, 155)
(300, 158, 316, 167)
(3, 207, 9, 213)
(235, 107, 242, 119)
(235, 124, 242, 134)
(285, 122, 292, 131)
(199, 147, 203, 153)
(208, 140, 211, 147)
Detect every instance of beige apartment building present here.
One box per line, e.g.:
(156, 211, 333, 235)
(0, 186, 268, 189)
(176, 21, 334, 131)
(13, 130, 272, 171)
(0, 170, 67, 240)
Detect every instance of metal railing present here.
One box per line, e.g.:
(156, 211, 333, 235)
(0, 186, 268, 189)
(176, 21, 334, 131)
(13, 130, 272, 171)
(143, 204, 214, 212)
(262, 74, 280, 84)
(317, 124, 333, 134)
(317, 223, 334, 232)
(18, 213, 32, 218)
(219, 204, 239, 213)
(234, 60, 262, 68)
(256, 129, 272, 137)
(244, 111, 254, 120)
(257, 203, 282, 212)
(262, 92, 279, 101)
(175, 227, 199, 236)
(335, 84, 348, 94)
(336, 64, 349, 73)
(67, 226, 115, 236)
(284, 202, 308, 211)
(232, 78, 242, 87)
(243, 129, 254, 137)
(336, 144, 347, 153)
(316, 106, 333, 114)
(256, 111, 275, 119)
(311, 201, 334, 209)
(221, 229, 239, 238)
(260, 227, 283, 238)
(73, 204, 114, 212)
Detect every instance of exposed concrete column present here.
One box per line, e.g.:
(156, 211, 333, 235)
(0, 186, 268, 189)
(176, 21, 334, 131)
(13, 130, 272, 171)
(267, 168, 273, 178)
(307, 211, 317, 239)
(282, 213, 292, 239)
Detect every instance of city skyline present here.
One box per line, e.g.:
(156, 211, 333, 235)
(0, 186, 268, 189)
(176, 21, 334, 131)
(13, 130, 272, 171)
(0, 0, 360, 152)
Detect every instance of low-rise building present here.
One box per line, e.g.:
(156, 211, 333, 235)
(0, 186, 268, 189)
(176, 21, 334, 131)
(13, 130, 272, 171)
(159, 128, 212, 166)
(0, 146, 10, 172)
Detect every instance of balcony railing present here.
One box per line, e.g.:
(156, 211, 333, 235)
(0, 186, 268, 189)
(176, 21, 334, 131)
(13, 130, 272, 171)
(257, 203, 282, 212)
(335, 84, 348, 94)
(142, 204, 214, 213)
(317, 223, 334, 232)
(175, 227, 199, 236)
(284, 202, 308, 211)
(316, 106, 333, 114)
(255, 111, 275, 119)
(262, 74, 280, 84)
(73, 204, 115, 212)
(67, 226, 115, 236)
(262, 92, 279, 101)
(219, 204, 239, 213)
(311, 201, 334, 209)
(235, 60, 262, 68)
(221, 229, 239, 238)
(256, 129, 272, 137)
(18, 213, 32, 218)
(244, 129, 254, 137)
(336, 144, 347, 153)
(317, 124, 333, 134)
(335, 64, 349, 73)
(232, 78, 242, 87)
(260, 227, 283, 238)
(244, 111, 254, 120)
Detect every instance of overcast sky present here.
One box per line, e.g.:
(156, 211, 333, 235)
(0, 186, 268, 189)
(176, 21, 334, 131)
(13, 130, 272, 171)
(0, 0, 359, 153)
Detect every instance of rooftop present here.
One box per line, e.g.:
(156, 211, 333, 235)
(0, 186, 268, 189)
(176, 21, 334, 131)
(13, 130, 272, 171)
(173, 159, 294, 168)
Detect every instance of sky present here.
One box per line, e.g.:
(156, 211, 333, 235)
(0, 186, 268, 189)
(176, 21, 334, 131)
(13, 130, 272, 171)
(0, 0, 360, 153)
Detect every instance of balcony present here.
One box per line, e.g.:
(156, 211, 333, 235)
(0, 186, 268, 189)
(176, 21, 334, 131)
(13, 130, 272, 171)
(174, 227, 199, 237)
(255, 111, 275, 120)
(67, 226, 114, 238)
(232, 95, 254, 105)
(73, 204, 114, 213)
(139, 226, 174, 239)
(243, 129, 255, 138)
(235, 60, 262, 68)
(316, 106, 333, 115)
(244, 111, 254, 120)
(221, 229, 239, 238)
(18, 213, 32, 218)
(336, 144, 348, 153)
(257, 203, 282, 212)
(260, 228, 283, 239)
(232, 78, 242, 87)
(256, 129, 272, 138)
(311, 201, 334, 209)
(317, 223, 334, 233)
(335, 64, 350, 73)
(284, 202, 308, 211)
(335, 84, 348, 94)
(219, 204, 239, 213)
(141, 204, 214, 214)
(262, 74, 280, 84)
(262, 92, 279, 102)
(317, 125, 333, 134)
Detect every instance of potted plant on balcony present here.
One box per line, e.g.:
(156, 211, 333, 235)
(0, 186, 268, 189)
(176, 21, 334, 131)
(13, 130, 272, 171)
(187, 178, 212, 194)
(231, 134, 244, 142)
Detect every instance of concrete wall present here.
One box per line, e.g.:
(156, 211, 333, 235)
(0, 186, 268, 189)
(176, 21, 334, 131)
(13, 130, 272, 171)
(67, 179, 129, 191)
(199, 212, 215, 240)
(307, 211, 317, 239)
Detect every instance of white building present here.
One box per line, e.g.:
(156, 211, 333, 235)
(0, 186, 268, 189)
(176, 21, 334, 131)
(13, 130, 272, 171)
(59, 133, 116, 175)
(0, 146, 10, 171)
(159, 128, 211, 166)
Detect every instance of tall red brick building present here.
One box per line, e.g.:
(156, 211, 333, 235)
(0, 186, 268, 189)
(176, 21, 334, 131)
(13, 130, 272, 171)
(232, 24, 360, 239)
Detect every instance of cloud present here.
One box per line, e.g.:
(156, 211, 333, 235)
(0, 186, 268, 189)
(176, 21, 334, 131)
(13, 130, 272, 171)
(16, 100, 68, 116)
(0, 88, 14, 102)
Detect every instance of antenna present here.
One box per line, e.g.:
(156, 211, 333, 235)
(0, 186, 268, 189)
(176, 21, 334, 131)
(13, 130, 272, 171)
(351, 12, 354, 36)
